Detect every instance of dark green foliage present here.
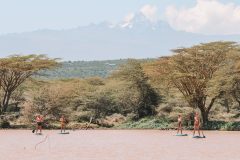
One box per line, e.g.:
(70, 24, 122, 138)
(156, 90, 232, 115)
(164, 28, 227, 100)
(76, 112, 92, 122)
(135, 85, 159, 119)
(114, 60, 160, 119)
(117, 117, 172, 129)
(86, 91, 118, 119)
(203, 121, 240, 131)
(0, 119, 10, 128)
(6, 104, 20, 112)
(38, 60, 128, 79)
(37, 59, 154, 79)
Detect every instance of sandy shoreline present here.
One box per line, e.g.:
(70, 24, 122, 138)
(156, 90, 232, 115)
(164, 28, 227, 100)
(1, 130, 240, 160)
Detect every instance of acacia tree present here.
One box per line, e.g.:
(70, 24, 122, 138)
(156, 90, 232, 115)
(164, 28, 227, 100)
(113, 59, 160, 119)
(229, 58, 240, 108)
(0, 55, 58, 113)
(232, 80, 240, 108)
(154, 42, 240, 125)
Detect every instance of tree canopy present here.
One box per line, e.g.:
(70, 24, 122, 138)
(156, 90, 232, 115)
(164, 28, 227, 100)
(112, 59, 160, 119)
(152, 41, 240, 125)
(0, 55, 58, 113)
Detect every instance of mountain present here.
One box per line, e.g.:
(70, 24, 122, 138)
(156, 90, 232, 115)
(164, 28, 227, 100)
(0, 12, 239, 60)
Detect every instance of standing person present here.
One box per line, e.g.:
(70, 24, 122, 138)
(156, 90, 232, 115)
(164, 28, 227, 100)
(35, 115, 44, 134)
(193, 112, 201, 137)
(177, 115, 183, 134)
(60, 115, 67, 133)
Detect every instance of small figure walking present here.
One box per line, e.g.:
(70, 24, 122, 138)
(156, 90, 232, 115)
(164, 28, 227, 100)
(193, 112, 201, 136)
(33, 114, 44, 134)
(177, 115, 183, 135)
(60, 115, 67, 133)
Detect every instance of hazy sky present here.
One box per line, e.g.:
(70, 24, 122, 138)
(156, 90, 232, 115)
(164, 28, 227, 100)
(0, 0, 240, 60)
(0, 0, 240, 35)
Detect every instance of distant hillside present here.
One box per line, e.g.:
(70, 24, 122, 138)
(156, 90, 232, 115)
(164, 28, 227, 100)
(1, 12, 239, 60)
(38, 59, 153, 79)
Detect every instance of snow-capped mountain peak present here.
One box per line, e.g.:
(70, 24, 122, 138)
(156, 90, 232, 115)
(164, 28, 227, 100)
(0, 10, 239, 61)
(120, 12, 155, 29)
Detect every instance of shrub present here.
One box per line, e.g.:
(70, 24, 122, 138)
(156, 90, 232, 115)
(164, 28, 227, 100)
(86, 90, 118, 119)
(203, 121, 240, 131)
(159, 104, 173, 113)
(0, 120, 11, 128)
(6, 104, 21, 112)
(77, 112, 93, 122)
(221, 122, 240, 131)
(113, 60, 160, 119)
(116, 117, 173, 129)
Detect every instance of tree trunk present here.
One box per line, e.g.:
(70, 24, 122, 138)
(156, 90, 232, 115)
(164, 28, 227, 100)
(197, 97, 217, 127)
(224, 99, 230, 113)
(202, 110, 209, 126)
(2, 93, 11, 113)
(199, 107, 209, 127)
(235, 98, 240, 109)
(1, 92, 7, 113)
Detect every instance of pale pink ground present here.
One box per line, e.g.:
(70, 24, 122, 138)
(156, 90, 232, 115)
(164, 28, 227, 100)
(0, 130, 239, 160)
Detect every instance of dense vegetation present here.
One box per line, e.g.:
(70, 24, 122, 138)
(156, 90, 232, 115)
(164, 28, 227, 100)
(1, 41, 240, 131)
(38, 59, 153, 79)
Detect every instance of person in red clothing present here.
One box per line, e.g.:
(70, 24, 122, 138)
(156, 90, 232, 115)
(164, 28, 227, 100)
(177, 115, 183, 134)
(193, 112, 201, 136)
(60, 115, 67, 133)
(33, 115, 44, 134)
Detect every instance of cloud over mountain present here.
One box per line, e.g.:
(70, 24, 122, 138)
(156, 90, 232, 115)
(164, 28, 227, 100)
(0, 3, 239, 60)
(140, 5, 158, 22)
(120, 4, 158, 28)
(165, 0, 240, 35)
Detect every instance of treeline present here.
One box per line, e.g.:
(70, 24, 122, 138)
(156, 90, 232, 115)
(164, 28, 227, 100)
(1, 41, 240, 130)
(38, 59, 154, 79)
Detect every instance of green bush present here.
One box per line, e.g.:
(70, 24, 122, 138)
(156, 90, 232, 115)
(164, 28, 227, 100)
(0, 120, 11, 128)
(5, 103, 21, 112)
(113, 60, 160, 119)
(116, 117, 173, 129)
(86, 90, 118, 119)
(203, 121, 240, 131)
(77, 112, 92, 122)
(221, 122, 240, 131)
(159, 105, 173, 113)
